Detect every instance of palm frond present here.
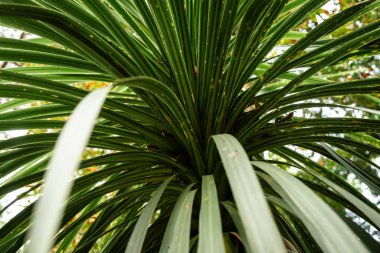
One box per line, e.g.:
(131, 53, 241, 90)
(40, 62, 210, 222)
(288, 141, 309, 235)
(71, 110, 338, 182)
(0, 0, 379, 252)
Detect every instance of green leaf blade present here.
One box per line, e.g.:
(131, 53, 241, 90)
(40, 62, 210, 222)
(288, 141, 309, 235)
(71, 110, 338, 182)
(198, 175, 226, 253)
(125, 175, 174, 253)
(253, 161, 371, 253)
(159, 185, 197, 253)
(25, 87, 111, 253)
(212, 134, 287, 253)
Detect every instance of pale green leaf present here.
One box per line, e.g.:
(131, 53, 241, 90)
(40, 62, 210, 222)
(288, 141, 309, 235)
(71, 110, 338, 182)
(253, 161, 370, 253)
(125, 176, 174, 253)
(159, 185, 197, 253)
(198, 175, 226, 253)
(213, 134, 287, 253)
(25, 87, 111, 253)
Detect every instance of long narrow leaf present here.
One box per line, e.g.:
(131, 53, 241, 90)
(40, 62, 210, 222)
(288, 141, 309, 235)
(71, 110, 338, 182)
(253, 161, 370, 253)
(125, 175, 174, 253)
(213, 134, 286, 253)
(159, 185, 197, 253)
(198, 175, 226, 253)
(25, 87, 111, 253)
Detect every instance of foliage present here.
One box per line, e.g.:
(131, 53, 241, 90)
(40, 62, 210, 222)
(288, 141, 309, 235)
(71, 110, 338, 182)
(0, 0, 379, 252)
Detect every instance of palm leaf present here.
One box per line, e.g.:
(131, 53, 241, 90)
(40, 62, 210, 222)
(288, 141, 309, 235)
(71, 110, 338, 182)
(26, 87, 110, 253)
(0, 0, 379, 252)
